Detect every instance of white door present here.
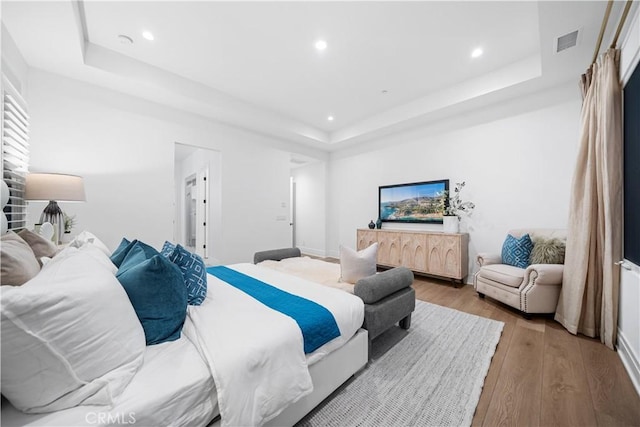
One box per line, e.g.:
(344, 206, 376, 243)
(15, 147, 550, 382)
(184, 175, 197, 250)
(290, 177, 296, 248)
(184, 168, 209, 259)
(197, 167, 210, 260)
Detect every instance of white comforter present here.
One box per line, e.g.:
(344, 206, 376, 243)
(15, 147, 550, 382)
(258, 256, 354, 293)
(183, 263, 364, 427)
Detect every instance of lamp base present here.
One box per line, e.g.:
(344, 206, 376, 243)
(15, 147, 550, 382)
(39, 200, 64, 244)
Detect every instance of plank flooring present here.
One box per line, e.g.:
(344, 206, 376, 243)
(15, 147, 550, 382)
(410, 275, 640, 427)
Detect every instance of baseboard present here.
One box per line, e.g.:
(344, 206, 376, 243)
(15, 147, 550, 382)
(204, 257, 222, 267)
(298, 246, 327, 258)
(327, 248, 340, 259)
(617, 328, 640, 398)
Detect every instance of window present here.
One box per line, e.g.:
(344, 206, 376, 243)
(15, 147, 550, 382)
(624, 61, 639, 264)
(2, 75, 29, 231)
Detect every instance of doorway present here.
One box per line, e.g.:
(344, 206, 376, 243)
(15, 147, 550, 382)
(174, 143, 221, 263)
(185, 174, 197, 250)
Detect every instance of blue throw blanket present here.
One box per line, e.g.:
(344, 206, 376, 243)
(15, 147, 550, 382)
(207, 266, 341, 353)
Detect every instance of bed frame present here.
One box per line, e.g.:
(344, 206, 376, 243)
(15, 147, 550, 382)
(265, 328, 368, 426)
(208, 325, 368, 427)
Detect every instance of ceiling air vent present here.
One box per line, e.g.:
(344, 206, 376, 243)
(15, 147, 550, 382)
(290, 158, 308, 165)
(555, 30, 580, 53)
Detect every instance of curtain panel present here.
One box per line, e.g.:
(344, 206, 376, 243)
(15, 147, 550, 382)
(555, 48, 623, 350)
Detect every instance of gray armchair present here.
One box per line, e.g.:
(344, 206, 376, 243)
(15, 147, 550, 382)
(473, 229, 565, 316)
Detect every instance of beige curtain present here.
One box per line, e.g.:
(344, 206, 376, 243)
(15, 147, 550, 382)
(555, 48, 623, 350)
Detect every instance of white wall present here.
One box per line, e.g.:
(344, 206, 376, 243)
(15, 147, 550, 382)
(292, 161, 327, 257)
(25, 69, 301, 264)
(618, 3, 640, 397)
(1, 23, 28, 96)
(327, 84, 581, 281)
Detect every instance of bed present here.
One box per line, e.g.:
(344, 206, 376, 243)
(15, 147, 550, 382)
(0, 233, 368, 427)
(1, 335, 218, 427)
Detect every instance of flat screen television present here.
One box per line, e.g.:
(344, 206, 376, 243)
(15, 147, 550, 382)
(379, 179, 449, 224)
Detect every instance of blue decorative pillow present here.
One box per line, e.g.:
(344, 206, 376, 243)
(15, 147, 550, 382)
(118, 240, 160, 275)
(167, 244, 207, 306)
(160, 241, 176, 258)
(502, 234, 534, 269)
(116, 255, 187, 345)
(110, 238, 134, 267)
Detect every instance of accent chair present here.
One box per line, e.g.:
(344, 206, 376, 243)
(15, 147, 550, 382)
(474, 229, 566, 316)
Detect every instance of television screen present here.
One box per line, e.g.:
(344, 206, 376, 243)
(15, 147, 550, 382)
(379, 179, 449, 224)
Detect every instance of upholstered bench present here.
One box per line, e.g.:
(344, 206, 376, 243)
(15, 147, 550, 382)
(254, 248, 415, 356)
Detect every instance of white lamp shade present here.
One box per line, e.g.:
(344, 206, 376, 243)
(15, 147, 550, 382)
(25, 173, 86, 202)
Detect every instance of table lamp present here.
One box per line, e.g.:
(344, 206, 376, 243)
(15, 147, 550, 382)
(24, 173, 86, 243)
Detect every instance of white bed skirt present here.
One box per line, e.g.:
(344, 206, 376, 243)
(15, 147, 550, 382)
(209, 328, 368, 427)
(267, 328, 368, 426)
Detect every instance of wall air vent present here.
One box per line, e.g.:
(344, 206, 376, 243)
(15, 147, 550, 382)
(555, 30, 580, 53)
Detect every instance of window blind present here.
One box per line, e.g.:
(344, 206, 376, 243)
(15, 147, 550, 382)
(2, 76, 29, 231)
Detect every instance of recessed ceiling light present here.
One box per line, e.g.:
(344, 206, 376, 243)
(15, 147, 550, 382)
(315, 40, 327, 51)
(118, 35, 133, 44)
(327, 115, 334, 121)
(142, 31, 154, 41)
(471, 47, 483, 58)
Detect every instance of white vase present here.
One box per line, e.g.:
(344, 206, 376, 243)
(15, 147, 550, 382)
(443, 216, 459, 233)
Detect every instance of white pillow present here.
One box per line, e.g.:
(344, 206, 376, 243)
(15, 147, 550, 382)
(79, 243, 118, 274)
(69, 230, 111, 257)
(43, 244, 117, 275)
(1, 251, 145, 413)
(340, 243, 378, 284)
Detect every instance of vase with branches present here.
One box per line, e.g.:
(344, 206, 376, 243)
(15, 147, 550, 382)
(443, 181, 475, 219)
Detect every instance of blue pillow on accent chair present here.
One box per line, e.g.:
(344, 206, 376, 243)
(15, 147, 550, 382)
(116, 254, 187, 345)
(165, 244, 207, 306)
(501, 234, 534, 269)
(110, 238, 133, 267)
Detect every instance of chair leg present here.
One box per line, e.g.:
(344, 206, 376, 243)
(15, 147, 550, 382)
(399, 314, 411, 330)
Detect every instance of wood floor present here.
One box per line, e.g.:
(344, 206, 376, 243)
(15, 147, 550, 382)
(410, 275, 640, 427)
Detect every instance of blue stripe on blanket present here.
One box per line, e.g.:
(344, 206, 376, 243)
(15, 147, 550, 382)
(206, 266, 341, 353)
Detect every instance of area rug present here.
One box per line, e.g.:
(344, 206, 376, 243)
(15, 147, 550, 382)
(296, 300, 504, 427)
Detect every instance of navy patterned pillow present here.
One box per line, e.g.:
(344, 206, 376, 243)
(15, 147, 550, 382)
(168, 244, 207, 306)
(501, 234, 534, 269)
(160, 241, 176, 258)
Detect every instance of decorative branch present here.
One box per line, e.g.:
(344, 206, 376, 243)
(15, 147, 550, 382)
(444, 181, 475, 218)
